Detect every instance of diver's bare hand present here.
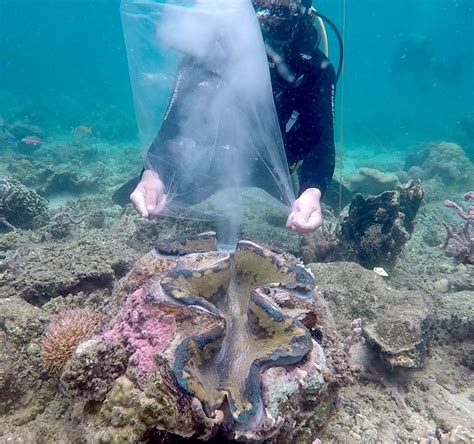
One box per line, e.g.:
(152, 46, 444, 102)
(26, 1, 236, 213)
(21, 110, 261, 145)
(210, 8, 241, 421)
(286, 188, 322, 233)
(130, 170, 167, 219)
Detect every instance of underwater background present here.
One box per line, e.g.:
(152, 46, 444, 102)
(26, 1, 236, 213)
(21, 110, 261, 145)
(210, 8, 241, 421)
(0, 0, 473, 442)
(2, 0, 473, 150)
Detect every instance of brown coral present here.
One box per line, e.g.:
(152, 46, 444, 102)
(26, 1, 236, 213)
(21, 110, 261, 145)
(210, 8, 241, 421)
(41, 308, 101, 375)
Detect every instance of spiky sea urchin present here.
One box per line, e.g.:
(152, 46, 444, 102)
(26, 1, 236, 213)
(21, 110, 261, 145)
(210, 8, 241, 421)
(41, 308, 101, 375)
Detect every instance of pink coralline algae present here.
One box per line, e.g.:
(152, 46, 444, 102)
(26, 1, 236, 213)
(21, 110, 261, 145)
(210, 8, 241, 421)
(103, 288, 177, 373)
(442, 191, 473, 264)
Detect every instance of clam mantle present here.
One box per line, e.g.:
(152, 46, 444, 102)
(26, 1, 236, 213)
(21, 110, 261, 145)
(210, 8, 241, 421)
(158, 240, 314, 426)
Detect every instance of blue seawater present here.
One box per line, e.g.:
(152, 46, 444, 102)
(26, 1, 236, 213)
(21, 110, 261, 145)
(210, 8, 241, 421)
(1, 0, 472, 149)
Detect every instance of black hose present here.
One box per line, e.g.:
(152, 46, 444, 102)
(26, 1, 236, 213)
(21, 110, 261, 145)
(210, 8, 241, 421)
(312, 11, 344, 84)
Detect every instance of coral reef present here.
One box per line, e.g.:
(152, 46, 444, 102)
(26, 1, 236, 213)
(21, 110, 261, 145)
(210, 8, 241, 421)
(1, 125, 472, 442)
(405, 142, 474, 192)
(0, 184, 472, 442)
(47, 211, 85, 239)
(40, 308, 101, 375)
(54, 238, 343, 442)
(346, 167, 400, 196)
(442, 191, 473, 264)
(309, 261, 433, 368)
(39, 169, 101, 196)
(3, 234, 137, 304)
(0, 175, 48, 230)
(431, 290, 473, 346)
(338, 181, 424, 268)
(0, 297, 58, 428)
(2, 140, 105, 198)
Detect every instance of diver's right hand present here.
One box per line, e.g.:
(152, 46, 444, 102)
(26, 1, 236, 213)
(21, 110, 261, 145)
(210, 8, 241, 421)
(130, 170, 167, 219)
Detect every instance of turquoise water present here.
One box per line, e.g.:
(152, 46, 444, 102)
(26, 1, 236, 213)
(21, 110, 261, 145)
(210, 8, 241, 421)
(1, 0, 472, 149)
(0, 1, 473, 442)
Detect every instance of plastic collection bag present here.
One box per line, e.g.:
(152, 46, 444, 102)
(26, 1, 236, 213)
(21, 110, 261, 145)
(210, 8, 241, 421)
(121, 0, 295, 243)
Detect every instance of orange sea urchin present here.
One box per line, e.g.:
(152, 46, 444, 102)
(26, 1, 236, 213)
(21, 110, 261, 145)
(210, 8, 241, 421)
(41, 308, 101, 375)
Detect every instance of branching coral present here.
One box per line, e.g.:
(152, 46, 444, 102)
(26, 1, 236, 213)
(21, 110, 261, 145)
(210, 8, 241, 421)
(442, 191, 473, 264)
(41, 308, 101, 375)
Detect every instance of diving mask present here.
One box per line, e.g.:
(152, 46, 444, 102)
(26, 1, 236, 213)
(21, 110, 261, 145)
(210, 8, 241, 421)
(252, 0, 313, 51)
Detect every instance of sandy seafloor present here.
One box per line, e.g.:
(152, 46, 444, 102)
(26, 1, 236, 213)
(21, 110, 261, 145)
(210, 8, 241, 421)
(0, 132, 473, 443)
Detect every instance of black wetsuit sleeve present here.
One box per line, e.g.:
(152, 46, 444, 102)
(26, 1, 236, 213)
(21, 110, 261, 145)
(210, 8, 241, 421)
(146, 57, 218, 178)
(285, 51, 336, 196)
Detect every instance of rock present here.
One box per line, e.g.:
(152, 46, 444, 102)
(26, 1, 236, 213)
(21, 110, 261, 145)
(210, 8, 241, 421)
(0, 297, 51, 419)
(448, 265, 474, 292)
(60, 338, 128, 401)
(4, 238, 136, 304)
(433, 278, 450, 293)
(309, 262, 433, 368)
(431, 291, 474, 341)
(93, 375, 196, 443)
(0, 297, 47, 345)
(361, 291, 433, 368)
(439, 426, 474, 443)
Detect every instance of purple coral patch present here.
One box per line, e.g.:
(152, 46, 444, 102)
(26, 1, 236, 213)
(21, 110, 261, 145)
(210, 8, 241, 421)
(103, 289, 176, 373)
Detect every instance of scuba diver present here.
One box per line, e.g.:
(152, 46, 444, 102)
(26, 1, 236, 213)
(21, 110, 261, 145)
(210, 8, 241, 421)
(128, 0, 341, 234)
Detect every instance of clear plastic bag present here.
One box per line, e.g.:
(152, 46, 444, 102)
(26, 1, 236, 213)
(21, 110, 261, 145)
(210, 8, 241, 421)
(121, 0, 295, 243)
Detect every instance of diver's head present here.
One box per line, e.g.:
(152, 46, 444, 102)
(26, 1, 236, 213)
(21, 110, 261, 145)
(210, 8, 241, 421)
(252, 0, 312, 51)
(251, 0, 313, 9)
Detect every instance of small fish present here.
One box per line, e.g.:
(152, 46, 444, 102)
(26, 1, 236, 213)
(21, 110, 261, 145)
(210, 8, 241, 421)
(8, 135, 17, 144)
(20, 135, 43, 145)
(71, 125, 92, 136)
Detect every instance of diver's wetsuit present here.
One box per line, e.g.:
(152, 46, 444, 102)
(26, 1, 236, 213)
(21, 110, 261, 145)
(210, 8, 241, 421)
(269, 34, 336, 195)
(147, 4, 335, 199)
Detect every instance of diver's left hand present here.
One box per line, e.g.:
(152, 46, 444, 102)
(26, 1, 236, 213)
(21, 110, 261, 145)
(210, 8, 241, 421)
(286, 188, 323, 234)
